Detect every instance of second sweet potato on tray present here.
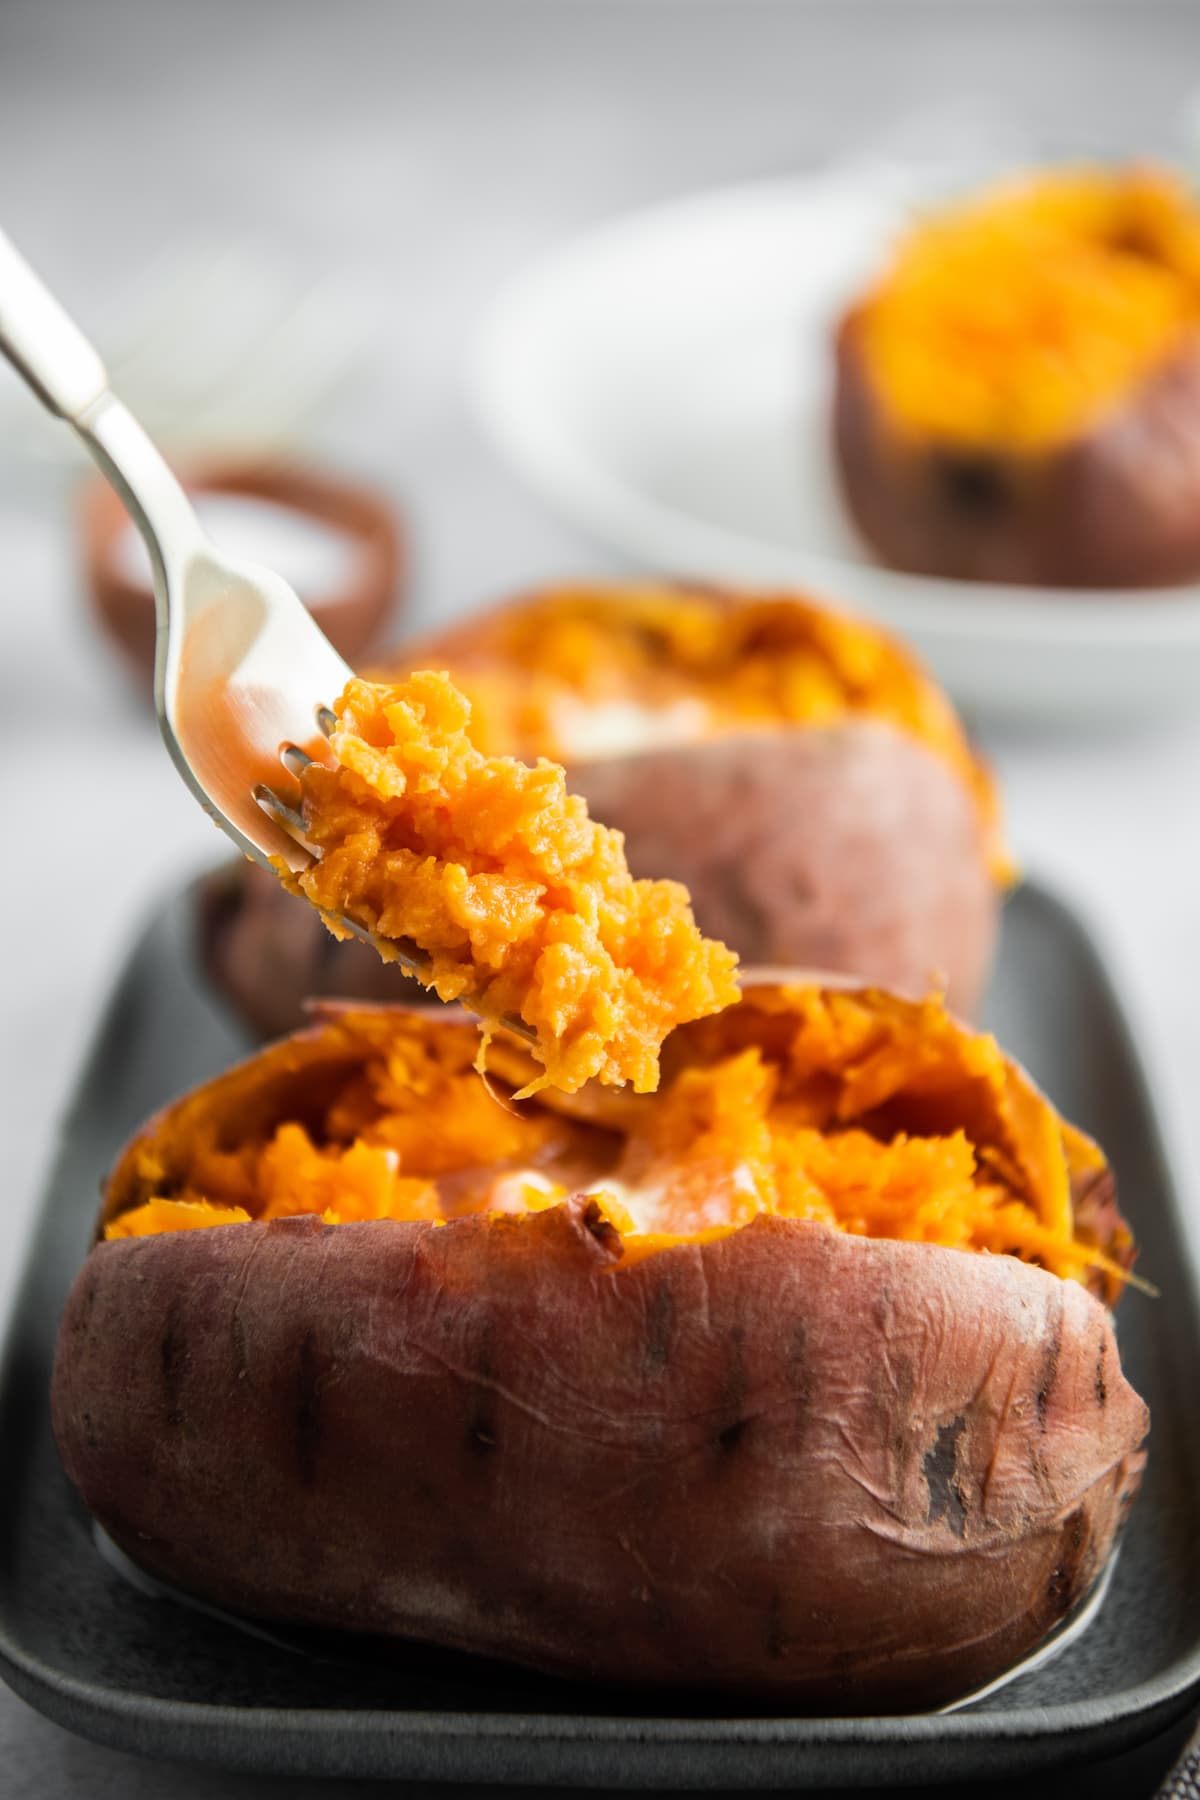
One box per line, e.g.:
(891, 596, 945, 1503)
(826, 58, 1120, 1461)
(200, 582, 1009, 1039)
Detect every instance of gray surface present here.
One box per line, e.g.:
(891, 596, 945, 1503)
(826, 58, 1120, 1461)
(4, 2, 1200, 1793)
(1, 877, 1199, 1792)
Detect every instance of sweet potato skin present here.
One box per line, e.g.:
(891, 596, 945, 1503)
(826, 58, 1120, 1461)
(571, 722, 996, 1015)
(198, 717, 997, 1040)
(833, 316, 1200, 588)
(52, 1200, 1146, 1712)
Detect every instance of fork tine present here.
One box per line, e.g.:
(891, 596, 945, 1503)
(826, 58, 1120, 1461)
(257, 786, 539, 1043)
(254, 783, 308, 840)
(281, 743, 314, 777)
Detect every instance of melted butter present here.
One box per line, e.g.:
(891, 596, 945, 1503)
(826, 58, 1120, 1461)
(549, 695, 711, 762)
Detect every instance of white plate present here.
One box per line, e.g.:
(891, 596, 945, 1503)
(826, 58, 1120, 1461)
(471, 165, 1200, 723)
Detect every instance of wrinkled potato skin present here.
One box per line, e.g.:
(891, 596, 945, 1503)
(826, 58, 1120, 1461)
(198, 717, 997, 1041)
(52, 1200, 1145, 1712)
(834, 318, 1200, 588)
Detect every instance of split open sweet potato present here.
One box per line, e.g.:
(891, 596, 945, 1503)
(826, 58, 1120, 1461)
(52, 981, 1147, 1713)
(199, 583, 1006, 1039)
(833, 166, 1200, 587)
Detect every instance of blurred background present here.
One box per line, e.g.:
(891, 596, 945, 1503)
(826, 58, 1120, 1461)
(4, 1, 1200, 1790)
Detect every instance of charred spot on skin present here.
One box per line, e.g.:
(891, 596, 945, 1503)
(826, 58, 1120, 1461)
(1095, 1338, 1108, 1409)
(718, 1417, 748, 1454)
(937, 451, 1010, 518)
(1046, 1509, 1089, 1611)
(580, 1198, 623, 1259)
(713, 1327, 748, 1457)
(923, 1416, 968, 1537)
(1047, 1541, 1083, 1603)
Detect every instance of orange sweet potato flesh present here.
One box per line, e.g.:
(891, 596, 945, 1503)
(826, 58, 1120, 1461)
(53, 984, 1146, 1712)
(833, 166, 1200, 587)
(280, 669, 739, 1096)
(199, 583, 1002, 1038)
(87, 984, 1133, 1289)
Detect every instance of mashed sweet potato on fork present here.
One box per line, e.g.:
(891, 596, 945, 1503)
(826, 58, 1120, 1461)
(276, 669, 739, 1094)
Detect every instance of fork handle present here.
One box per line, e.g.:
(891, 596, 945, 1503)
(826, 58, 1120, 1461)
(0, 227, 109, 421)
(0, 224, 207, 583)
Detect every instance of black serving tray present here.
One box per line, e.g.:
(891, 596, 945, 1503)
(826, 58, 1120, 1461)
(1, 875, 1199, 1789)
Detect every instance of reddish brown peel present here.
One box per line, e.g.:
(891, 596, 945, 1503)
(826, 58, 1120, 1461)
(53, 1200, 1146, 1711)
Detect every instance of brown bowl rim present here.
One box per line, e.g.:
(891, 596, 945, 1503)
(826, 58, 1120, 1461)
(80, 458, 406, 679)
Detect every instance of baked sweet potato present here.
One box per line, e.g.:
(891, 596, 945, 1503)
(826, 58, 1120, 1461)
(52, 981, 1147, 1713)
(833, 166, 1200, 587)
(199, 583, 1005, 1038)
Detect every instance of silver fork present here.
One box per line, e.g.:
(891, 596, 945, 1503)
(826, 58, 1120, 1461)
(0, 225, 512, 1014)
